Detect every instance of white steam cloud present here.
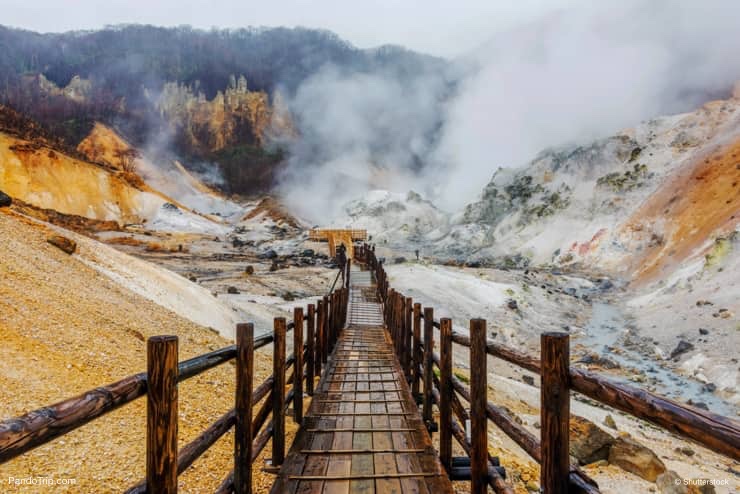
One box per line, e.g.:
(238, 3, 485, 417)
(278, 0, 740, 219)
(275, 64, 447, 221)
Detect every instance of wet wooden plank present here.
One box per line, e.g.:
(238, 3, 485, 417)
(351, 415, 375, 493)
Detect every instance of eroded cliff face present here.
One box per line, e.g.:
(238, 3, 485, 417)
(154, 76, 274, 153)
(16, 72, 293, 158)
(22, 74, 93, 103)
(0, 131, 163, 224)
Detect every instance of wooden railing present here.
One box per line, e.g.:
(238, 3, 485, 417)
(354, 242, 740, 494)
(0, 274, 352, 493)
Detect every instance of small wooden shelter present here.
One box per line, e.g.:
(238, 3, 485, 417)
(308, 229, 367, 258)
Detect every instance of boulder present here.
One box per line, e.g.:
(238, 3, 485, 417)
(670, 340, 694, 360)
(578, 352, 621, 369)
(603, 414, 617, 429)
(301, 249, 315, 257)
(569, 416, 615, 465)
(227, 286, 239, 294)
(608, 436, 666, 481)
(47, 235, 77, 254)
(258, 249, 278, 260)
(0, 190, 11, 207)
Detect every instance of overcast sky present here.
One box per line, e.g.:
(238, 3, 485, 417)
(0, 0, 579, 57)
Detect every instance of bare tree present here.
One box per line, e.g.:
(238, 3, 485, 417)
(115, 148, 140, 173)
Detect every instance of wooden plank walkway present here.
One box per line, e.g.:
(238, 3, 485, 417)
(271, 266, 454, 494)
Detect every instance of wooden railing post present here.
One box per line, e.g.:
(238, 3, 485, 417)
(272, 317, 286, 466)
(412, 303, 422, 399)
(396, 294, 404, 358)
(386, 289, 395, 328)
(316, 300, 324, 373)
(293, 308, 304, 425)
(404, 297, 413, 381)
(306, 304, 315, 395)
(439, 318, 453, 473)
(235, 323, 254, 494)
(470, 319, 488, 494)
(146, 336, 178, 494)
(541, 332, 570, 494)
(322, 295, 329, 362)
(330, 292, 337, 350)
(346, 258, 352, 288)
(422, 307, 434, 428)
(344, 286, 349, 325)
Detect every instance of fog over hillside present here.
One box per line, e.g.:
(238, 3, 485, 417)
(277, 0, 740, 218)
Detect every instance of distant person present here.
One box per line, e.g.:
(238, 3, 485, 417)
(336, 243, 347, 281)
(415, 249, 419, 260)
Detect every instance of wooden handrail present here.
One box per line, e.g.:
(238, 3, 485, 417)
(0, 272, 350, 494)
(357, 241, 740, 494)
(447, 326, 740, 460)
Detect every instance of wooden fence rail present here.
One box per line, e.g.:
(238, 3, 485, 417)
(0, 271, 351, 493)
(354, 242, 740, 494)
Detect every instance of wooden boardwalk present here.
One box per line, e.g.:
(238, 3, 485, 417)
(271, 266, 454, 494)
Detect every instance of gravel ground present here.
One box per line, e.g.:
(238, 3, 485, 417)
(0, 210, 291, 493)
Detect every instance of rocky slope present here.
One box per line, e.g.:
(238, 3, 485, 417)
(0, 209, 256, 493)
(451, 87, 740, 280)
(0, 114, 238, 234)
(338, 91, 740, 413)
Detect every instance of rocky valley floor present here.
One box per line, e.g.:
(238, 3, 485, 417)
(1, 204, 738, 493)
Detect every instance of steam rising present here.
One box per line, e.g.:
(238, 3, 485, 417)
(278, 0, 740, 219)
(276, 64, 448, 221)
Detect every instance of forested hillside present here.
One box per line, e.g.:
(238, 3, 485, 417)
(0, 24, 446, 194)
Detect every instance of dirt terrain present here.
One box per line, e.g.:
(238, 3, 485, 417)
(0, 209, 296, 493)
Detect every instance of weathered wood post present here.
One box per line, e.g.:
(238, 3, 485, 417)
(541, 332, 570, 494)
(412, 303, 422, 398)
(403, 297, 413, 381)
(393, 293, 400, 355)
(272, 317, 287, 466)
(146, 335, 178, 494)
(235, 323, 254, 494)
(439, 318, 453, 474)
(330, 291, 337, 350)
(396, 294, 404, 358)
(386, 289, 395, 329)
(470, 319, 488, 494)
(422, 307, 434, 428)
(306, 304, 315, 395)
(346, 258, 352, 288)
(322, 295, 330, 363)
(293, 308, 304, 425)
(316, 299, 325, 373)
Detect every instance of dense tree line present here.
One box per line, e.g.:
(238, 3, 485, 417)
(0, 24, 447, 194)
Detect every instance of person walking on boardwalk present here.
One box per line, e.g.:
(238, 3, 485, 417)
(337, 243, 347, 282)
